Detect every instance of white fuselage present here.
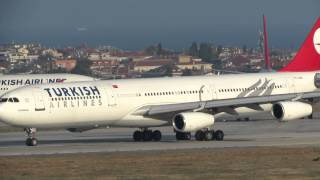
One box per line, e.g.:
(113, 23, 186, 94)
(0, 72, 318, 128)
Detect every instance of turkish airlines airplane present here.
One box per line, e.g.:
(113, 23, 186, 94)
(0, 73, 95, 96)
(0, 18, 320, 146)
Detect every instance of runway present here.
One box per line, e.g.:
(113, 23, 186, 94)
(1, 119, 320, 156)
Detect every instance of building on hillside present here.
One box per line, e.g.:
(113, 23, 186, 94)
(177, 61, 212, 72)
(42, 49, 63, 59)
(178, 55, 192, 63)
(88, 52, 101, 61)
(8, 53, 39, 64)
(111, 51, 150, 62)
(17, 47, 29, 55)
(0, 51, 9, 62)
(133, 59, 174, 72)
(53, 59, 77, 71)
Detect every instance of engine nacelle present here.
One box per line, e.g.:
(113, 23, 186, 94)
(172, 112, 214, 132)
(272, 101, 312, 121)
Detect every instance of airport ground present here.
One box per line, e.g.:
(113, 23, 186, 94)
(1, 147, 320, 180)
(1, 117, 320, 179)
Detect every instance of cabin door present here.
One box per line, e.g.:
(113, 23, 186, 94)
(107, 86, 117, 106)
(286, 79, 296, 94)
(210, 84, 218, 100)
(199, 84, 216, 101)
(32, 88, 45, 111)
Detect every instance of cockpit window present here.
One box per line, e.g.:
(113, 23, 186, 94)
(0, 97, 19, 103)
(0, 98, 8, 102)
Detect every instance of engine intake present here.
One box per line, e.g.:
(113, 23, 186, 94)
(173, 112, 214, 132)
(272, 101, 312, 121)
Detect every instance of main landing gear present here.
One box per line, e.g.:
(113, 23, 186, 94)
(133, 128, 162, 141)
(25, 128, 37, 146)
(175, 132, 192, 140)
(176, 129, 224, 141)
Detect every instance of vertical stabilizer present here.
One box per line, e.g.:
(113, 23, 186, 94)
(280, 18, 320, 72)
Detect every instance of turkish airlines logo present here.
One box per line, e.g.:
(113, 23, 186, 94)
(314, 28, 320, 55)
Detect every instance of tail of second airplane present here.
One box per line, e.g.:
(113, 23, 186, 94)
(279, 17, 320, 72)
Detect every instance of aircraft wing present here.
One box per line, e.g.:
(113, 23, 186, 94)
(142, 91, 320, 116)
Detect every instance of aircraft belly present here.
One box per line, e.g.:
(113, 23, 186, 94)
(114, 114, 168, 127)
(8, 107, 121, 128)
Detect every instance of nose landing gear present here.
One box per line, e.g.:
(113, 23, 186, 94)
(25, 128, 37, 146)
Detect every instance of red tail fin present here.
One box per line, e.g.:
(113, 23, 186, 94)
(279, 17, 320, 72)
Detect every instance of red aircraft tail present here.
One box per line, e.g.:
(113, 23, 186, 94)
(279, 17, 320, 72)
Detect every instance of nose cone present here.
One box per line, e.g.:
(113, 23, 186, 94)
(0, 103, 5, 119)
(0, 103, 12, 125)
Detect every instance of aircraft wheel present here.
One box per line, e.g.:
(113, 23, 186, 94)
(26, 138, 32, 146)
(204, 131, 213, 141)
(184, 132, 191, 140)
(25, 128, 37, 146)
(176, 132, 191, 140)
(176, 132, 183, 140)
(215, 130, 224, 141)
(152, 130, 162, 141)
(133, 130, 142, 141)
(195, 130, 205, 141)
(143, 130, 153, 141)
(26, 138, 37, 146)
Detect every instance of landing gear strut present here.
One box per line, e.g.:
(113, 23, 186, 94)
(133, 128, 162, 142)
(25, 128, 37, 146)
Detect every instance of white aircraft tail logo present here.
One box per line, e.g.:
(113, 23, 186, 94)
(314, 28, 320, 55)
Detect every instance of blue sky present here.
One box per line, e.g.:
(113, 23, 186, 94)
(0, 0, 319, 50)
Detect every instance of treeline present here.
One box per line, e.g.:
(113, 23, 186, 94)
(144, 43, 175, 56)
(188, 42, 222, 62)
(188, 42, 223, 69)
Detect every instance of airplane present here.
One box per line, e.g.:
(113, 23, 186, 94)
(0, 73, 96, 96)
(0, 17, 319, 146)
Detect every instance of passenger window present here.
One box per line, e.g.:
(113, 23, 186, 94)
(8, 98, 13, 102)
(13, 98, 19, 102)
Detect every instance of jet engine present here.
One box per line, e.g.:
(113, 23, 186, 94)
(172, 112, 214, 132)
(272, 101, 312, 121)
